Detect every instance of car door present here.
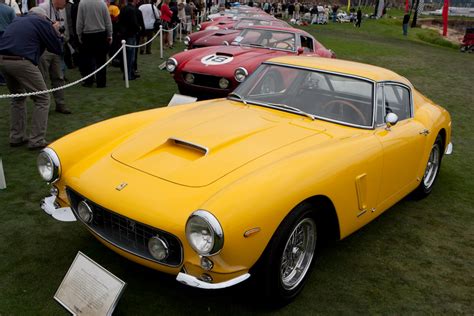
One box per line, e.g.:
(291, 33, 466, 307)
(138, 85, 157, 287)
(374, 83, 429, 207)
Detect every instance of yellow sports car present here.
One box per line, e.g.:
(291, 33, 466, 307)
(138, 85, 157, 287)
(38, 56, 452, 303)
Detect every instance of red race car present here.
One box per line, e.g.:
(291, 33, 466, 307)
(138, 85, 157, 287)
(197, 12, 271, 31)
(166, 26, 335, 99)
(186, 17, 290, 49)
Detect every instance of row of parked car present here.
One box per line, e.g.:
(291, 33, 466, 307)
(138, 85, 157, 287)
(165, 5, 335, 99)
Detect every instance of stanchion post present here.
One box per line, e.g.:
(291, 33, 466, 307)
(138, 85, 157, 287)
(160, 25, 163, 59)
(121, 40, 129, 88)
(179, 21, 182, 42)
(0, 158, 6, 190)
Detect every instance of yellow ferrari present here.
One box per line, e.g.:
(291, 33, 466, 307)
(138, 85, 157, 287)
(38, 56, 452, 303)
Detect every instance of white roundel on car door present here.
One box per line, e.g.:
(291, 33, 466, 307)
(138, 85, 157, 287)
(201, 54, 234, 65)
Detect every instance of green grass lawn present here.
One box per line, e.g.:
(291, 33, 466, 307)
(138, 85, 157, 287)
(0, 19, 473, 314)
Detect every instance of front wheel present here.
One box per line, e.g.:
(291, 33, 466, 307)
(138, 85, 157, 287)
(258, 202, 318, 304)
(413, 134, 443, 199)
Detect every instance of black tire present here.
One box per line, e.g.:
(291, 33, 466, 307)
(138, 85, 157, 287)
(256, 202, 319, 305)
(413, 134, 444, 199)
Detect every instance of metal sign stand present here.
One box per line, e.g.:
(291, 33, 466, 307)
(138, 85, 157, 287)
(0, 158, 6, 189)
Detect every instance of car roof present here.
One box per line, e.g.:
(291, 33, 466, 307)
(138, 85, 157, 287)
(267, 56, 412, 85)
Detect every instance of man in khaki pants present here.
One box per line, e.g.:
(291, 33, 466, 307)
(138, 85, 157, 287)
(39, 0, 72, 114)
(0, 7, 62, 149)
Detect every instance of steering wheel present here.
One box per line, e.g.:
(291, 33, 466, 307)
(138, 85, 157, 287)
(259, 70, 284, 94)
(321, 99, 367, 125)
(275, 41, 293, 50)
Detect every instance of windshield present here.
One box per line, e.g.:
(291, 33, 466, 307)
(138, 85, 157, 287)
(236, 19, 279, 29)
(231, 64, 375, 127)
(232, 29, 296, 51)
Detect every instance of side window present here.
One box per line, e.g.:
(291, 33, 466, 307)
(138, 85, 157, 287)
(300, 36, 314, 52)
(384, 85, 411, 121)
(375, 85, 384, 125)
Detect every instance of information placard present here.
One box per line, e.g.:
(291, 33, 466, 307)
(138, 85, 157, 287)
(54, 252, 126, 316)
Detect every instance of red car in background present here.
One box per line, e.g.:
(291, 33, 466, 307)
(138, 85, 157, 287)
(166, 26, 335, 99)
(186, 17, 290, 49)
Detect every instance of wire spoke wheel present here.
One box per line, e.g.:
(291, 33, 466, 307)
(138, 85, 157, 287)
(423, 142, 441, 189)
(280, 217, 316, 290)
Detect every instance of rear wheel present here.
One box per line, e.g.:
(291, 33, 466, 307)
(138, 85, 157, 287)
(413, 134, 443, 198)
(258, 202, 319, 304)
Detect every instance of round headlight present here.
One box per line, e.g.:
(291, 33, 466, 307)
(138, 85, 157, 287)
(77, 200, 93, 224)
(184, 36, 191, 46)
(148, 236, 169, 261)
(218, 77, 230, 89)
(196, 24, 201, 31)
(186, 210, 223, 255)
(185, 73, 195, 84)
(37, 148, 61, 182)
(166, 58, 178, 72)
(234, 67, 248, 83)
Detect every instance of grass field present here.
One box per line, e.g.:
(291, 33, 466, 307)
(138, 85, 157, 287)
(0, 18, 473, 314)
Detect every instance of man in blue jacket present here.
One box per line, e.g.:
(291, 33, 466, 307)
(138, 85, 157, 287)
(0, 7, 62, 149)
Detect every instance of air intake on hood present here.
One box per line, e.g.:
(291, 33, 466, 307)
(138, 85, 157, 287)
(169, 137, 209, 156)
(215, 52, 233, 57)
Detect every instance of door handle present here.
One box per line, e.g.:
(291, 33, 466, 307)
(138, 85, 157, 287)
(419, 129, 430, 136)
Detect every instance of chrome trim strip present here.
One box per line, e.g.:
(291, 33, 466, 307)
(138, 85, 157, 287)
(445, 142, 453, 155)
(176, 272, 250, 289)
(169, 137, 209, 156)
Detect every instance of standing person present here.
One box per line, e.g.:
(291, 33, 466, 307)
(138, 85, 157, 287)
(0, 7, 62, 149)
(0, 0, 15, 86)
(160, 0, 173, 48)
(355, 7, 362, 27)
(76, 0, 112, 88)
(169, 0, 179, 45)
(118, 0, 140, 80)
(38, 0, 72, 114)
(402, 12, 410, 36)
(294, 1, 300, 20)
(139, 0, 159, 54)
(332, 4, 338, 22)
(4, 0, 20, 15)
(184, 0, 192, 33)
(288, 1, 294, 20)
(0, 0, 15, 37)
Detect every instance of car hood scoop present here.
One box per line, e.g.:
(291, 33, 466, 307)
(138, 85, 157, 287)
(111, 102, 322, 187)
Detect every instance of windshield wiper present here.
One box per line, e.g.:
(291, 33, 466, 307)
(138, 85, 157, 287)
(228, 92, 247, 105)
(267, 102, 316, 121)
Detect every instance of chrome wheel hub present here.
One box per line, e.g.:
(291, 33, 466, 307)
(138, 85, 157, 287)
(423, 143, 440, 189)
(280, 218, 317, 290)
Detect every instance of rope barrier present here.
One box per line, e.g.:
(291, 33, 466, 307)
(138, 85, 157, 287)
(124, 28, 162, 48)
(0, 45, 125, 99)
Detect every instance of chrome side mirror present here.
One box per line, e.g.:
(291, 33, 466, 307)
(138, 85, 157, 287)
(385, 112, 399, 130)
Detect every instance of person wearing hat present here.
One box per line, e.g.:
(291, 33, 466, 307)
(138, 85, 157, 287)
(0, 7, 62, 149)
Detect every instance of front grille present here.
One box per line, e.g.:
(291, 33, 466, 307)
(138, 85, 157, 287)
(67, 188, 183, 267)
(183, 72, 224, 89)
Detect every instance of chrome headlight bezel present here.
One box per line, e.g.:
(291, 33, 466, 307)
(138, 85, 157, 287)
(196, 24, 201, 31)
(37, 148, 61, 183)
(234, 67, 248, 83)
(186, 210, 224, 256)
(166, 58, 178, 73)
(184, 36, 191, 46)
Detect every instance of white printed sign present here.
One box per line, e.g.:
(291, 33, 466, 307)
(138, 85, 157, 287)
(201, 54, 234, 65)
(54, 252, 126, 316)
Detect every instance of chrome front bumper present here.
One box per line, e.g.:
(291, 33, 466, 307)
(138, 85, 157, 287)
(41, 195, 76, 222)
(445, 142, 453, 155)
(176, 272, 251, 289)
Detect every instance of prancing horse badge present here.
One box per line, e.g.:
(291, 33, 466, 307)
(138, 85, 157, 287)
(116, 182, 128, 191)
